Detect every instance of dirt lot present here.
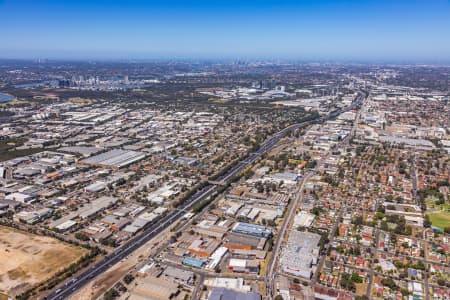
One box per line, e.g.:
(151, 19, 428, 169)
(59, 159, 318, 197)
(0, 226, 88, 297)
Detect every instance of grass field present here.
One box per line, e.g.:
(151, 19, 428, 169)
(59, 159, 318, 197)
(355, 283, 368, 296)
(425, 198, 450, 230)
(0, 226, 88, 297)
(427, 212, 450, 230)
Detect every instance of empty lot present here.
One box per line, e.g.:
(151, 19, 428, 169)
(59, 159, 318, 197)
(0, 226, 88, 297)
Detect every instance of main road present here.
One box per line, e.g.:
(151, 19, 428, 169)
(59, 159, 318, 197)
(46, 93, 365, 300)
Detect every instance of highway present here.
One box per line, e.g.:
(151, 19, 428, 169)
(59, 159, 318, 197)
(45, 94, 364, 300)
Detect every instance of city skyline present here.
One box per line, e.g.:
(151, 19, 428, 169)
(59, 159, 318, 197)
(1, 0, 450, 61)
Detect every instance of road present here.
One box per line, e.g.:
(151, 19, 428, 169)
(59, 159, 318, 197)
(46, 93, 365, 300)
(410, 155, 430, 300)
(46, 185, 218, 300)
(311, 93, 367, 285)
(265, 172, 312, 299)
(365, 226, 380, 297)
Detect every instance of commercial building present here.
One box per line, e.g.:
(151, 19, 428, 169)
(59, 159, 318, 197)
(231, 222, 272, 238)
(281, 231, 321, 279)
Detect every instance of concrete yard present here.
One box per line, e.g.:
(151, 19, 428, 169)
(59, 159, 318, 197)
(0, 226, 88, 297)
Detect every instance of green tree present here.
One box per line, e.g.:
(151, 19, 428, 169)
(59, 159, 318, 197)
(123, 274, 135, 284)
(104, 288, 119, 300)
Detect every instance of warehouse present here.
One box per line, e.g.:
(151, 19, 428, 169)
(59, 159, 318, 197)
(55, 220, 77, 232)
(293, 211, 316, 228)
(225, 203, 243, 216)
(80, 149, 146, 169)
(266, 171, 301, 185)
(129, 276, 179, 300)
(187, 238, 220, 257)
(193, 224, 228, 239)
(58, 146, 103, 157)
(5, 192, 36, 204)
(173, 156, 199, 166)
(206, 246, 228, 270)
(228, 258, 260, 274)
(208, 288, 261, 300)
(225, 232, 267, 250)
(85, 181, 106, 193)
(100, 215, 130, 231)
(204, 278, 252, 292)
(13, 208, 52, 224)
(79, 196, 118, 219)
(162, 266, 194, 285)
(123, 211, 159, 234)
(229, 249, 266, 260)
(182, 257, 205, 268)
(232, 222, 272, 238)
(281, 231, 321, 279)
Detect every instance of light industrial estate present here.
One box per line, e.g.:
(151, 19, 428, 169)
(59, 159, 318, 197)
(0, 61, 448, 300)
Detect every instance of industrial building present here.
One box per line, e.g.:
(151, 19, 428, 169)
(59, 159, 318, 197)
(187, 238, 220, 257)
(293, 211, 316, 228)
(123, 209, 165, 234)
(228, 258, 260, 274)
(58, 146, 104, 157)
(182, 257, 205, 269)
(204, 277, 252, 292)
(162, 266, 194, 285)
(80, 149, 146, 169)
(208, 287, 261, 300)
(225, 232, 267, 250)
(231, 222, 272, 238)
(281, 231, 321, 279)
(268, 171, 301, 185)
(206, 247, 228, 270)
(48, 196, 118, 229)
(128, 276, 179, 300)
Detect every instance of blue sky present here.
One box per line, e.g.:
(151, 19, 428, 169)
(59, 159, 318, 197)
(0, 0, 449, 61)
